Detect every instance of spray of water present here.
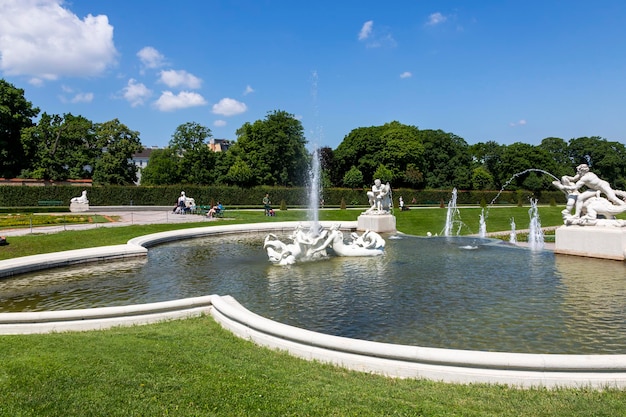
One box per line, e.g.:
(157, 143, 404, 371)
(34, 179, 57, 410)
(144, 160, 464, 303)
(307, 147, 321, 233)
(527, 198, 545, 251)
(509, 217, 517, 244)
(443, 188, 461, 236)
(478, 209, 487, 238)
(489, 169, 559, 206)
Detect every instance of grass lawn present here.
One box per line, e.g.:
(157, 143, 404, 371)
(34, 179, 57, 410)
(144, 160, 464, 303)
(1, 206, 625, 416)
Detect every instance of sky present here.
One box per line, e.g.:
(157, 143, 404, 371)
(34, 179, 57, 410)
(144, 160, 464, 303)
(1, 0, 626, 150)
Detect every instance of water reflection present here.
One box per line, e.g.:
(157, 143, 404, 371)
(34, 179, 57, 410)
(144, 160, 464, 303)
(1, 233, 625, 354)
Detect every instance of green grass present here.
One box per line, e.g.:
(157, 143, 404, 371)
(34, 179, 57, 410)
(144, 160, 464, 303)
(2, 206, 625, 416)
(1, 317, 625, 417)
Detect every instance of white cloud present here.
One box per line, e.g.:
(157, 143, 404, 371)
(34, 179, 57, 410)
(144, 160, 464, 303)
(154, 91, 207, 111)
(213, 120, 227, 127)
(400, 71, 412, 79)
(137, 46, 166, 69)
(243, 85, 255, 95)
(158, 69, 202, 89)
(509, 119, 527, 127)
(122, 78, 152, 107)
(426, 12, 447, 26)
(358, 20, 395, 48)
(212, 98, 247, 116)
(358, 20, 374, 40)
(70, 92, 94, 103)
(0, 0, 117, 80)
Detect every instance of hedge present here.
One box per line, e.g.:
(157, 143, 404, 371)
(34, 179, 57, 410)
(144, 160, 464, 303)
(0, 185, 567, 209)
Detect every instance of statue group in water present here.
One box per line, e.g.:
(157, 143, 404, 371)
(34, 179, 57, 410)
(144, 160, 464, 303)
(264, 179, 390, 265)
(552, 163, 626, 226)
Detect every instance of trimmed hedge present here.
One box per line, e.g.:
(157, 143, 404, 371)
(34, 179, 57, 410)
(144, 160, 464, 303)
(0, 185, 567, 208)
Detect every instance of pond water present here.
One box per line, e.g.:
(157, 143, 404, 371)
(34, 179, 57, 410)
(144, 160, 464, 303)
(1, 233, 625, 354)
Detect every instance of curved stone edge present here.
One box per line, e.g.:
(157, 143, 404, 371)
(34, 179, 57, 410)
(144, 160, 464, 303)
(1, 220, 625, 388)
(209, 295, 626, 389)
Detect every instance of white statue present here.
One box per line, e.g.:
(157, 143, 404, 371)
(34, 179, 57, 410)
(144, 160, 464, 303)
(264, 223, 385, 265)
(69, 190, 89, 212)
(365, 179, 392, 214)
(552, 164, 626, 226)
(70, 190, 89, 204)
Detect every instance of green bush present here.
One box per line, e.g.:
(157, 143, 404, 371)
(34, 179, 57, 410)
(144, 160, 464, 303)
(0, 185, 567, 208)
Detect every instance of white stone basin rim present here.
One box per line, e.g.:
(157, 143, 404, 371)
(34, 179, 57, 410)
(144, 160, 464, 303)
(209, 294, 626, 388)
(0, 296, 215, 335)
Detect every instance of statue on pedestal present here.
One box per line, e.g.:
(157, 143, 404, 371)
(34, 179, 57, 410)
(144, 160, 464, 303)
(69, 190, 90, 212)
(365, 179, 392, 214)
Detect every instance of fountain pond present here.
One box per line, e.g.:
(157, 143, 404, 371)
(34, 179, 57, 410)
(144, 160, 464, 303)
(2, 231, 625, 355)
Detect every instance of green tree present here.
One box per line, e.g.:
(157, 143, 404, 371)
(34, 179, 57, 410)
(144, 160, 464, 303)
(471, 166, 494, 190)
(343, 165, 364, 189)
(332, 121, 424, 188)
(372, 164, 394, 183)
(568, 136, 626, 187)
(21, 113, 96, 180)
(230, 110, 308, 186)
(224, 157, 255, 187)
(419, 130, 472, 189)
(0, 79, 40, 178)
(470, 141, 503, 188)
(140, 148, 182, 185)
(497, 142, 555, 190)
(92, 119, 143, 185)
(538, 137, 572, 178)
(169, 122, 216, 184)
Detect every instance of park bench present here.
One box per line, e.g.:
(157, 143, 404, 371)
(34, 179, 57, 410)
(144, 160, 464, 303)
(38, 200, 63, 206)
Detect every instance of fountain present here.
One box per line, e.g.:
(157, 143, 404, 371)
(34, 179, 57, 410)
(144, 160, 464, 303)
(263, 155, 387, 265)
(478, 208, 487, 238)
(509, 217, 517, 244)
(552, 164, 626, 259)
(2, 163, 626, 387)
(527, 198, 545, 251)
(443, 188, 463, 236)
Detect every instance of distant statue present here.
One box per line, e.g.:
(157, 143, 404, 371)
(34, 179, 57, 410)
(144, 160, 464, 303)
(70, 190, 89, 204)
(69, 190, 89, 212)
(552, 164, 626, 225)
(365, 179, 392, 214)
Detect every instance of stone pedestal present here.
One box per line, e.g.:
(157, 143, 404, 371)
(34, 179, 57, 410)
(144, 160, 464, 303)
(357, 214, 396, 233)
(69, 202, 90, 213)
(555, 225, 626, 260)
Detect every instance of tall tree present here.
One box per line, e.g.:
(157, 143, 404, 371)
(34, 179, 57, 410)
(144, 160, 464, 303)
(568, 136, 626, 187)
(21, 113, 96, 180)
(140, 148, 182, 185)
(0, 79, 39, 178)
(231, 110, 308, 186)
(92, 119, 143, 185)
(169, 122, 216, 184)
(419, 129, 472, 189)
(332, 121, 424, 187)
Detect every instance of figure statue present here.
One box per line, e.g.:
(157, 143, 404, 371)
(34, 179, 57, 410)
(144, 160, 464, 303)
(70, 190, 89, 204)
(552, 164, 626, 225)
(264, 223, 385, 265)
(365, 179, 392, 214)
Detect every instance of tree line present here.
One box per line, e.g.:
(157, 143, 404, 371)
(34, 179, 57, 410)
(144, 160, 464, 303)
(2, 78, 626, 190)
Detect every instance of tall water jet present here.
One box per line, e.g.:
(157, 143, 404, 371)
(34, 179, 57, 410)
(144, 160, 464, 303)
(478, 209, 487, 238)
(528, 199, 544, 251)
(307, 147, 322, 233)
(443, 188, 460, 236)
(509, 217, 517, 244)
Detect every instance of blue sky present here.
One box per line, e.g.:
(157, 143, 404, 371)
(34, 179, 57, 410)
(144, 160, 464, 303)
(1, 1, 625, 150)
